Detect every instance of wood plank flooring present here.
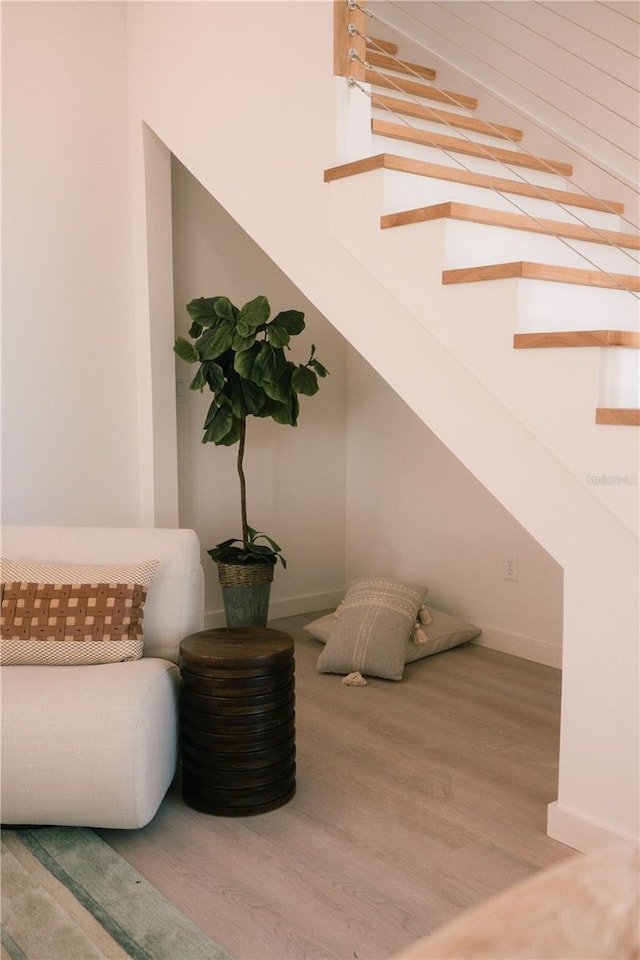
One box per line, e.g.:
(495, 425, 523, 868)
(98, 613, 571, 960)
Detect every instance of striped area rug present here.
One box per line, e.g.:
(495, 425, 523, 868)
(1, 827, 233, 960)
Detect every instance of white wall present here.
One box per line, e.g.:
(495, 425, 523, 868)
(170, 159, 347, 622)
(1, 1, 141, 525)
(346, 350, 564, 667)
(170, 158, 564, 658)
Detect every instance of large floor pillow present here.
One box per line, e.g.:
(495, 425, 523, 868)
(307, 602, 481, 670)
(315, 578, 428, 681)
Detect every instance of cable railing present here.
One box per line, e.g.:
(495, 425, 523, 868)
(386, 0, 640, 179)
(334, 0, 640, 302)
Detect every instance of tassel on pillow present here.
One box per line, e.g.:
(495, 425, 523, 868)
(413, 604, 433, 644)
(413, 622, 429, 645)
(418, 604, 432, 625)
(342, 671, 368, 686)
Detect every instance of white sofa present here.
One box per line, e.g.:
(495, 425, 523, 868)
(0, 525, 204, 829)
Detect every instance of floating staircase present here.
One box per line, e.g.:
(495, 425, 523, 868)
(326, 35, 640, 428)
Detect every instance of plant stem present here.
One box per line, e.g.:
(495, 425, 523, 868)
(238, 417, 248, 549)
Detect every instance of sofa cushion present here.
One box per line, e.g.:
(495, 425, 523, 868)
(0, 659, 180, 828)
(0, 558, 158, 665)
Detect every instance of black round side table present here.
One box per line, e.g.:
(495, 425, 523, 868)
(178, 627, 295, 816)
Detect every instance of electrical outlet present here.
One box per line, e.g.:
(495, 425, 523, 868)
(503, 554, 519, 581)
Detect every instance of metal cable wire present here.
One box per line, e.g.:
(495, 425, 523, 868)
(597, 0, 640, 27)
(542, 0, 638, 58)
(500, 2, 639, 96)
(340, 2, 639, 299)
(440, 0, 637, 126)
(355, 32, 640, 251)
(356, 0, 639, 206)
(349, 74, 639, 299)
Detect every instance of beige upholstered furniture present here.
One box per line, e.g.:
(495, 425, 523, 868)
(393, 843, 640, 960)
(1, 525, 204, 829)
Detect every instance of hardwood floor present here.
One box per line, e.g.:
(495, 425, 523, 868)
(98, 613, 571, 960)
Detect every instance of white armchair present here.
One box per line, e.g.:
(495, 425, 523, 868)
(0, 525, 204, 829)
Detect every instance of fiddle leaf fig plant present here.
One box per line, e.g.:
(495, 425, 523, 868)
(174, 294, 328, 568)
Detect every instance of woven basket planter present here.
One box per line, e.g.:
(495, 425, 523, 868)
(216, 562, 274, 588)
(216, 561, 274, 627)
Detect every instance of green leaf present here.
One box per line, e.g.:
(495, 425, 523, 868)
(202, 404, 234, 443)
(273, 309, 305, 335)
(249, 530, 283, 554)
(232, 330, 257, 352)
(204, 397, 220, 428)
(266, 310, 305, 349)
(213, 297, 237, 321)
(188, 320, 203, 339)
(186, 297, 222, 325)
(216, 416, 242, 446)
(236, 296, 270, 337)
(253, 393, 297, 426)
(174, 336, 199, 364)
(309, 358, 328, 378)
(234, 342, 261, 381)
(270, 394, 298, 426)
(254, 342, 286, 384)
(240, 379, 266, 415)
(212, 537, 238, 551)
(262, 377, 290, 403)
(203, 361, 225, 394)
(197, 322, 234, 360)
(265, 322, 291, 350)
(189, 365, 207, 392)
(244, 529, 287, 568)
(226, 374, 268, 417)
(291, 364, 319, 396)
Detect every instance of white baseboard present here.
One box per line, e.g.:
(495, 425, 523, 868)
(547, 800, 639, 852)
(204, 604, 563, 668)
(472, 624, 562, 669)
(204, 590, 343, 630)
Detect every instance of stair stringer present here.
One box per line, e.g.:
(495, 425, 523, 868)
(327, 168, 639, 536)
(124, 1, 639, 850)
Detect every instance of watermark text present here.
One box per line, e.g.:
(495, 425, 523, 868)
(585, 473, 639, 486)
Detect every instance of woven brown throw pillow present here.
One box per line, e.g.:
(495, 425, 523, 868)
(0, 558, 158, 665)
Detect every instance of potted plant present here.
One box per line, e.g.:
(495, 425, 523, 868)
(174, 293, 328, 627)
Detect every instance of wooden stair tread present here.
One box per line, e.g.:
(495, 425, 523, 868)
(323, 154, 625, 215)
(443, 261, 640, 290)
(442, 261, 640, 291)
(514, 331, 640, 349)
(596, 408, 640, 425)
(381, 200, 640, 250)
(368, 37, 398, 55)
(364, 70, 478, 111)
(371, 93, 523, 141)
(365, 50, 436, 81)
(373, 119, 573, 176)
